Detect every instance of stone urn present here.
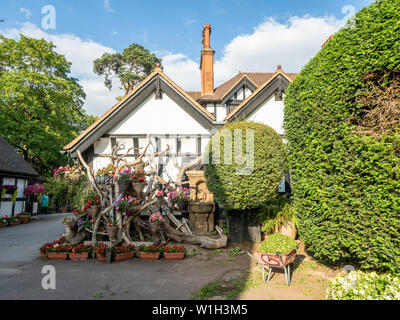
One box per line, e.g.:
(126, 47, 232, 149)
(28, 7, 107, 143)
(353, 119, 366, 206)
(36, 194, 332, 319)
(188, 201, 215, 235)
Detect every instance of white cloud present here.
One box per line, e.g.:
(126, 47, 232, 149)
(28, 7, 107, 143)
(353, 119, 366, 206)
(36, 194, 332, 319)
(162, 14, 344, 91)
(20, 8, 31, 19)
(0, 22, 122, 116)
(104, 0, 116, 13)
(184, 18, 197, 25)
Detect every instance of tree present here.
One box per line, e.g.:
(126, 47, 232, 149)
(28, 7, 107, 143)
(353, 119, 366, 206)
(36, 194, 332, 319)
(284, 0, 400, 273)
(0, 34, 94, 176)
(204, 121, 287, 211)
(93, 43, 162, 97)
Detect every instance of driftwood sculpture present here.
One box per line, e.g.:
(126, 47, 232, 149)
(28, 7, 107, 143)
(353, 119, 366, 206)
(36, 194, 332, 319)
(66, 140, 227, 250)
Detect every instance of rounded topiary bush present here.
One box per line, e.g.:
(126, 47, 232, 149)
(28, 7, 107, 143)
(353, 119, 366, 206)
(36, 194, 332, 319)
(204, 121, 286, 211)
(284, 0, 400, 273)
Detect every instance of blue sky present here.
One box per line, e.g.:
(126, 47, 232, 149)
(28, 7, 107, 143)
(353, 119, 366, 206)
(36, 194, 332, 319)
(0, 0, 374, 115)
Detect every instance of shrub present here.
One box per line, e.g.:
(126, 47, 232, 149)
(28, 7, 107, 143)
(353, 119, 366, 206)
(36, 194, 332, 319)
(204, 121, 286, 211)
(284, 0, 400, 272)
(327, 271, 400, 300)
(258, 233, 298, 254)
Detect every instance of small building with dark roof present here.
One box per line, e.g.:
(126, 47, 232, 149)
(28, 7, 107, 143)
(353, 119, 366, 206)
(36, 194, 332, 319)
(0, 135, 43, 217)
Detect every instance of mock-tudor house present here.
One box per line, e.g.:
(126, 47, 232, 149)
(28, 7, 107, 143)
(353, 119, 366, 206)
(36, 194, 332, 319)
(63, 25, 296, 186)
(0, 135, 43, 217)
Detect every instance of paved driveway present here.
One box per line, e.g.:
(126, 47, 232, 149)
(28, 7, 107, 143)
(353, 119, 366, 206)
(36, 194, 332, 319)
(0, 213, 251, 300)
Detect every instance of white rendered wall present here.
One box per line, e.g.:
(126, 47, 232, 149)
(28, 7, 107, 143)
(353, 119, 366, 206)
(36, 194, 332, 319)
(247, 94, 285, 135)
(108, 94, 210, 135)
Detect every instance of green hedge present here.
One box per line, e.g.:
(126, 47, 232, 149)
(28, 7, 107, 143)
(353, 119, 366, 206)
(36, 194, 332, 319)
(284, 0, 400, 273)
(204, 121, 286, 211)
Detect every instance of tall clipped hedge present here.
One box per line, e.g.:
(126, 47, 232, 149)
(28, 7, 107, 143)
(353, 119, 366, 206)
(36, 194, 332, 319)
(204, 121, 286, 211)
(284, 0, 400, 273)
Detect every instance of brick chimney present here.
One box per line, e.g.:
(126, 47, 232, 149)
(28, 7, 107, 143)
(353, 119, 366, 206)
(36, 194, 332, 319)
(200, 24, 215, 97)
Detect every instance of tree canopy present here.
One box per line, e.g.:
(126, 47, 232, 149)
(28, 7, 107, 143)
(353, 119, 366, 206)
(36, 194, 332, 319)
(0, 34, 95, 176)
(93, 43, 162, 97)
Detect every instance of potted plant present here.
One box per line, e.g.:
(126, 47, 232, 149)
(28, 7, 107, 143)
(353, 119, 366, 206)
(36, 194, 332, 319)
(47, 243, 70, 260)
(83, 193, 101, 219)
(162, 245, 185, 260)
(167, 187, 191, 210)
(116, 169, 133, 194)
(69, 244, 92, 260)
(8, 215, 21, 226)
(138, 244, 162, 260)
(94, 242, 108, 262)
(113, 195, 140, 214)
(0, 216, 8, 228)
(113, 244, 136, 262)
(105, 219, 118, 242)
(149, 212, 163, 233)
(154, 191, 164, 210)
(20, 212, 31, 224)
(95, 164, 115, 184)
(1, 185, 17, 195)
(131, 175, 146, 197)
(39, 242, 53, 259)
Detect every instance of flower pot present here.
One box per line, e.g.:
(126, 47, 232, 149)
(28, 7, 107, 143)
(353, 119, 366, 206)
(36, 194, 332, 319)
(69, 173, 82, 185)
(9, 220, 21, 226)
(47, 252, 68, 260)
(163, 253, 185, 260)
(139, 252, 160, 260)
(155, 198, 163, 210)
(0, 222, 7, 228)
(40, 252, 48, 259)
(106, 227, 118, 242)
(96, 254, 106, 262)
(69, 252, 89, 260)
(176, 200, 187, 211)
(117, 179, 131, 194)
(5, 188, 17, 194)
(132, 182, 146, 197)
(87, 205, 100, 220)
(96, 175, 112, 185)
(114, 252, 134, 262)
(20, 216, 30, 224)
(150, 222, 160, 233)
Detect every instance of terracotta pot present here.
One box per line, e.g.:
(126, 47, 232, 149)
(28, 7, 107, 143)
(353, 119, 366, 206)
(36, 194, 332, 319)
(132, 182, 146, 197)
(20, 216, 30, 224)
(163, 253, 184, 260)
(40, 252, 48, 259)
(0, 223, 7, 228)
(9, 220, 21, 226)
(96, 254, 106, 262)
(117, 179, 131, 194)
(69, 252, 89, 260)
(139, 252, 160, 260)
(87, 205, 100, 219)
(47, 252, 68, 260)
(114, 252, 134, 262)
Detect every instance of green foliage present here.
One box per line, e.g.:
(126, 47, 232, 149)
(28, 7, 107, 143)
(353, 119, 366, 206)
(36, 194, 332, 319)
(284, 0, 400, 273)
(204, 121, 286, 211)
(93, 43, 162, 96)
(44, 177, 92, 210)
(256, 195, 297, 234)
(327, 271, 400, 300)
(258, 233, 298, 254)
(0, 35, 95, 176)
(227, 246, 244, 256)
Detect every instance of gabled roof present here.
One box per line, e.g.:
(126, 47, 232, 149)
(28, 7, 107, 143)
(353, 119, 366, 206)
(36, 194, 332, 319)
(0, 136, 40, 178)
(64, 67, 216, 152)
(224, 67, 296, 121)
(187, 70, 297, 103)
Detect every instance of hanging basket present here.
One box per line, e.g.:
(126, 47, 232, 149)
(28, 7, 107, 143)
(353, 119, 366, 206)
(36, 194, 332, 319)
(69, 173, 82, 185)
(132, 182, 146, 197)
(154, 198, 163, 210)
(117, 179, 131, 194)
(133, 163, 146, 175)
(176, 200, 187, 211)
(86, 205, 100, 220)
(95, 175, 112, 185)
(150, 222, 160, 233)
